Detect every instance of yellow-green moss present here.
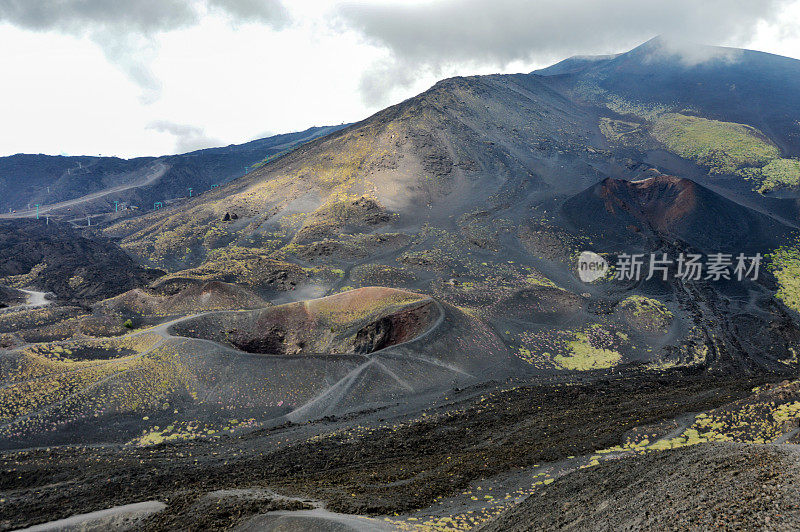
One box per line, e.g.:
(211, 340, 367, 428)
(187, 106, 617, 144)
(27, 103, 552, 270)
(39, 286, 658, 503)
(617, 295, 673, 333)
(757, 158, 800, 193)
(554, 332, 622, 371)
(769, 243, 800, 313)
(651, 113, 780, 174)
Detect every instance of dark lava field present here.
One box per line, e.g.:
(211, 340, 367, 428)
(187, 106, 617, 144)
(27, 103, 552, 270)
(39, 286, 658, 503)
(2, 37, 800, 530)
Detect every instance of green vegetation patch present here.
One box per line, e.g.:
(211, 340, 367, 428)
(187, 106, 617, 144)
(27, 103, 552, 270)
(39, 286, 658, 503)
(601, 381, 800, 454)
(153, 247, 309, 290)
(603, 94, 671, 120)
(768, 242, 800, 313)
(651, 113, 780, 174)
(349, 263, 418, 288)
(756, 158, 800, 193)
(129, 418, 259, 447)
(308, 287, 428, 328)
(398, 248, 455, 271)
(293, 195, 391, 244)
(554, 329, 622, 371)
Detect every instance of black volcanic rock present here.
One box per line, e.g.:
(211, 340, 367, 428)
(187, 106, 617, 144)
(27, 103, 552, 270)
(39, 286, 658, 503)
(0, 220, 162, 304)
(0, 285, 26, 308)
(479, 443, 800, 532)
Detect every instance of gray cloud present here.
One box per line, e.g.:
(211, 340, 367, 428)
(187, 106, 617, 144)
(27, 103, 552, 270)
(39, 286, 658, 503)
(207, 0, 289, 26)
(147, 120, 222, 153)
(337, 0, 794, 105)
(0, 0, 198, 33)
(645, 35, 744, 66)
(358, 57, 421, 107)
(92, 29, 164, 103)
(0, 0, 289, 101)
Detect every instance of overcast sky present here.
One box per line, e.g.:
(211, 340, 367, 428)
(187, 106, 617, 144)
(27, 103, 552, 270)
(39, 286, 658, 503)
(1, 0, 799, 158)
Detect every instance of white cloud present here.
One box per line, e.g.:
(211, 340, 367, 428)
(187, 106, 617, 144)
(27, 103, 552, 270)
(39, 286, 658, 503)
(0, 0, 289, 101)
(146, 120, 222, 153)
(0, 0, 799, 158)
(641, 35, 744, 66)
(748, 1, 800, 58)
(336, 0, 797, 104)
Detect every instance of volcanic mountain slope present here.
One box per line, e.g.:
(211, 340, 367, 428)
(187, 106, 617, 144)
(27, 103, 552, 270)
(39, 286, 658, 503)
(104, 73, 607, 270)
(544, 36, 800, 155)
(104, 40, 800, 275)
(93, 40, 800, 379)
(0, 125, 345, 217)
(534, 37, 800, 200)
(562, 174, 794, 253)
(533, 53, 621, 76)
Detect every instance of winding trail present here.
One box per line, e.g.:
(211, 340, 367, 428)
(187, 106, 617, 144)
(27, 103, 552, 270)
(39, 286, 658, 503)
(1, 297, 451, 431)
(20, 289, 50, 308)
(0, 289, 51, 314)
(239, 508, 396, 531)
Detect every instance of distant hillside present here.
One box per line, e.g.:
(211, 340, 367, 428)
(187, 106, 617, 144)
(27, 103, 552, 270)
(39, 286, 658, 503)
(532, 53, 620, 76)
(0, 125, 346, 216)
(542, 37, 800, 156)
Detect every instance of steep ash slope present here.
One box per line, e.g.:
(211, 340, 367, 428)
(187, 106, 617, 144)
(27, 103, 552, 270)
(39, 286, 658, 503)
(105, 74, 605, 270)
(480, 443, 800, 531)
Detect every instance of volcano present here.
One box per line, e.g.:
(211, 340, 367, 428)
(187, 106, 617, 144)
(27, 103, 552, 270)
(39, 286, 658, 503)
(562, 174, 794, 253)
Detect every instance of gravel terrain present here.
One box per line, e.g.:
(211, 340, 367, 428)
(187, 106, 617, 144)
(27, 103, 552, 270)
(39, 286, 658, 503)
(480, 442, 800, 531)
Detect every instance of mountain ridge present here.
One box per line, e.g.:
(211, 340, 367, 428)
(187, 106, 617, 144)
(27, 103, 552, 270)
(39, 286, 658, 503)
(0, 124, 347, 216)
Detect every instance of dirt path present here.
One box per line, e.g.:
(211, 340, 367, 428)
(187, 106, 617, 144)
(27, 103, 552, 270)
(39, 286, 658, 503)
(20, 290, 49, 308)
(17, 501, 166, 531)
(0, 289, 51, 314)
(238, 508, 396, 531)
